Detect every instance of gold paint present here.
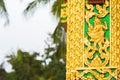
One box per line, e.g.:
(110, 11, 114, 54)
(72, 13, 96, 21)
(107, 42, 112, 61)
(66, 0, 84, 79)
(96, 0, 109, 18)
(78, 67, 118, 80)
(64, 0, 120, 79)
(84, 0, 110, 68)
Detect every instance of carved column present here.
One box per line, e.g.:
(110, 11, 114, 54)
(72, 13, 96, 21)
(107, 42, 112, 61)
(63, 0, 120, 79)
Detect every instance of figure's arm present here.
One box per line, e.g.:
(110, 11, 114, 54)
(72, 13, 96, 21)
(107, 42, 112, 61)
(103, 22, 108, 30)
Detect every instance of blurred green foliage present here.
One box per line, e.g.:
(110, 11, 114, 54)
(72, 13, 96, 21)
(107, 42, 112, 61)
(0, 49, 65, 80)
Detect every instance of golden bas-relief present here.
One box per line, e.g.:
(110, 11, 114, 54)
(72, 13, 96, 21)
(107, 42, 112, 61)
(84, 0, 109, 68)
(62, 0, 120, 80)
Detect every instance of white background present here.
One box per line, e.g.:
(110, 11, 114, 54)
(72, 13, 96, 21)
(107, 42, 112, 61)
(0, 0, 57, 72)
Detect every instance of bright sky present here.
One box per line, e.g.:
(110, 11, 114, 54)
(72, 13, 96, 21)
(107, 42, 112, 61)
(0, 0, 57, 72)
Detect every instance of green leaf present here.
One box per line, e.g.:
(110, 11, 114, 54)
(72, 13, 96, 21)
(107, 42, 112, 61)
(24, 0, 50, 14)
(0, 0, 7, 14)
(0, 0, 9, 24)
(51, 0, 64, 17)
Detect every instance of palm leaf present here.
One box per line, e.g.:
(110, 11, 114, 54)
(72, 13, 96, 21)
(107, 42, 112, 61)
(51, 21, 66, 62)
(24, 0, 50, 14)
(24, 0, 66, 62)
(24, 0, 64, 17)
(51, 0, 64, 17)
(0, 0, 9, 24)
(0, 0, 7, 14)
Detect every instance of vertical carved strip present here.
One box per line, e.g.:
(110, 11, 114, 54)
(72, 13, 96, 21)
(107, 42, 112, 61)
(116, 3, 120, 80)
(111, 0, 120, 68)
(110, 0, 117, 67)
(66, 0, 84, 79)
(116, 0, 120, 79)
(116, 0, 120, 68)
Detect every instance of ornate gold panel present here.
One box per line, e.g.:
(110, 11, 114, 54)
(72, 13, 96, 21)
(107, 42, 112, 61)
(61, 0, 120, 79)
(84, 0, 110, 68)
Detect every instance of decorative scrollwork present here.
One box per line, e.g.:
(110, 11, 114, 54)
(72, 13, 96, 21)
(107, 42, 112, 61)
(66, 0, 120, 79)
(84, 0, 110, 68)
(77, 68, 117, 80)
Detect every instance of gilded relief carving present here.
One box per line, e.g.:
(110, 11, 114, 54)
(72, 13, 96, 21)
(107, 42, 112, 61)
(65, 0, 120, 79)
(84, 0, 110, 68)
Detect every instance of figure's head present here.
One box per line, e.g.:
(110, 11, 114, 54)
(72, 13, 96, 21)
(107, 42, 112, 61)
(96, 5, 101, 10)
(94, 17, 101, 25)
